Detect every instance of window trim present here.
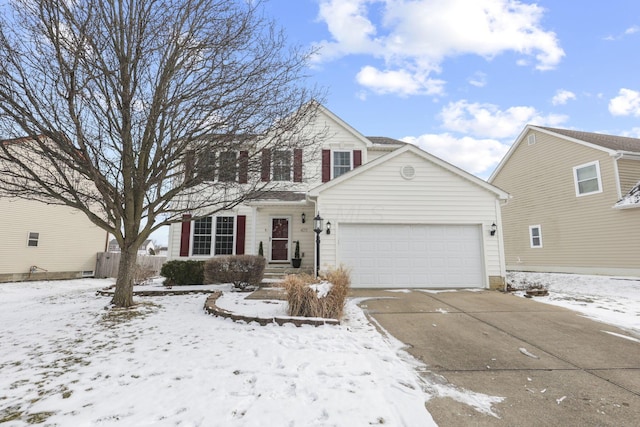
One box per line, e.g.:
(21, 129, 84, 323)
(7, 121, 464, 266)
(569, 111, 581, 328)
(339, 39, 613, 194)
(331, 150, 353, 179)
(214, 216, 235, 256)
(573, 161, 602, 197)
(529, 225, 543, 248)
(190, 215, 236, 257)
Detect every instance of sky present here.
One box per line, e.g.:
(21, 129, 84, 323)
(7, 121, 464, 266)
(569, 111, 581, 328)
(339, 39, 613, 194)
(262, 0, 640, 179)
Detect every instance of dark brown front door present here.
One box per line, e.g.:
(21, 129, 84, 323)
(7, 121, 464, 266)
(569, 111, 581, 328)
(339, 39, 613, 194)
(271, 218, 289, 261)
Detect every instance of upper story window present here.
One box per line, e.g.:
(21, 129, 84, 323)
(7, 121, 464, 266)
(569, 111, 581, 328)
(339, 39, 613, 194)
(333, 151, 352, 178)
(573, 161, 602, 197)
(529, 225, 542, 248)
(273, 150, 291, 181)
(218, 151, 238, 182)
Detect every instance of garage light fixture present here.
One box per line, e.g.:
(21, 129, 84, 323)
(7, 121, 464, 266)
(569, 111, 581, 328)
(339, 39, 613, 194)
(301, 213, 306, 223)
(490, 223, 497, 236)
(326, 221, 331, 235)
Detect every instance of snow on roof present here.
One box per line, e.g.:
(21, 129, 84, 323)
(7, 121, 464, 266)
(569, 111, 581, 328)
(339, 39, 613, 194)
(614, 181, 640, 209)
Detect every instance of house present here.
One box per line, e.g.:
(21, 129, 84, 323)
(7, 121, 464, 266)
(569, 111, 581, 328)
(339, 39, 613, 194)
(0, 197, 108, 282)
(167, 105, 509, 289)
(108, 238, 121, 252)
(489, 125, 640, 276)
(138, 239, 155, 256)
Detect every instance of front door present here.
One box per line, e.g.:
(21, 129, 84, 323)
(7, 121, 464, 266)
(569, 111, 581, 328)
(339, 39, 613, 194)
(271, 218, 289, 261)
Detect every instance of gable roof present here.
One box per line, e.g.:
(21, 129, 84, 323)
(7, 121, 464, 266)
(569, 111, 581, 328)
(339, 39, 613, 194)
(489, 125, 640, 182)
(308, 143, 509, 199)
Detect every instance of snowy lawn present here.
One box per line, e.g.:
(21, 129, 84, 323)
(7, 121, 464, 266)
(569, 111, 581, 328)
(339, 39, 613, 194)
(508, 271, 640, 338)
(0, 279, 436, 426)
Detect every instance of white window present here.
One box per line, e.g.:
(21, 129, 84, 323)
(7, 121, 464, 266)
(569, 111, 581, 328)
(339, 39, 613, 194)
(573, 161, 602, 196)
(191, 216, 235, 256)
(333, 151, 352, 178)
(527, 134, 536, 145)
(27, 232, 39, 247)
(529, 225, 542, 248)
(273, 150, 291, 181)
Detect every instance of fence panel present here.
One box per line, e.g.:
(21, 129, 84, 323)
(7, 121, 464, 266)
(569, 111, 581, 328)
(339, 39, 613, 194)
(95, 252, 167, 278)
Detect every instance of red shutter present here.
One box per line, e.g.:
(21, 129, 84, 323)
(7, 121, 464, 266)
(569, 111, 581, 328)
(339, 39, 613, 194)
(179, 214, 192, 257)
(238, 151, 248, 184)
(293, 149, 303, 182)
(353, 150, 362, 168)
(321, 149, 331, 182)
(235, 215, 246, 255)
(261, 149, 271, 182)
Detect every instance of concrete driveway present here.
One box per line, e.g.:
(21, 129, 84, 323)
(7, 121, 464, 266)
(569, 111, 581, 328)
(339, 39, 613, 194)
(350, 289, 640, 427)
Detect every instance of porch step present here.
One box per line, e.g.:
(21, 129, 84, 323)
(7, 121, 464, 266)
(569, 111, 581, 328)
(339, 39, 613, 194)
(262, 264, 313, 285)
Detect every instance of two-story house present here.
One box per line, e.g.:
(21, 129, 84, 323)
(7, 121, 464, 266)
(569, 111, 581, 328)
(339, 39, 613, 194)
(489, 125, 640, 276)
(167, 104, 509, 289)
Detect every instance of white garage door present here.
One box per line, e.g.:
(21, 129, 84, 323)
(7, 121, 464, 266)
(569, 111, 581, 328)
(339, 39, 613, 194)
(339, 224, 484, 288)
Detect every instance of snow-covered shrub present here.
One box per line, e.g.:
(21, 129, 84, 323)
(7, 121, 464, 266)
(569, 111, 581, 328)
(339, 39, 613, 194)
(160, 260, 205, 286)
(204, 255, 265, 291)
(282, 266, 350, 319)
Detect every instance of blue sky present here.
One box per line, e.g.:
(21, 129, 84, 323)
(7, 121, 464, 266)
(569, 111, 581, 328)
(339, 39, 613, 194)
(264, 0, 640, 178)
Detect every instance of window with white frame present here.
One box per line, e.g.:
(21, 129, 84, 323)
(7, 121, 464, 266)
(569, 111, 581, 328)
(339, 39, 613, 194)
(333, 151, 352, 178)
(27, 232, 39, 247)
(273, 150, 291, 181)
(192, 217, 213, 255)
(573, 161, 602, 196)
(214, 217, 235, 255)
(529, 225, 542, 248)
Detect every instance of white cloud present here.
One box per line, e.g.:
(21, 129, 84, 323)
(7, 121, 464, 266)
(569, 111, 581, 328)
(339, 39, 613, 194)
(402, 133, 509, 177)
(625, 25, 640, 35)
(315, 0, 564, 96)
(551, 89, 576, 105)
(355, 66, 445, 96)
(439, 100, 568, 139)
(468, 71, 487, 88)
(609, 88, 640, 116)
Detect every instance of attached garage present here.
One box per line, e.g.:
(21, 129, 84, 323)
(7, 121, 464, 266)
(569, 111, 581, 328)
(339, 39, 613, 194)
(339, 223, 484, 288)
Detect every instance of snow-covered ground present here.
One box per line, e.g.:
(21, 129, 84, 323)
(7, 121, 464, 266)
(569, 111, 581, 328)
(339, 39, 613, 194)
(1, 272, 637, 426)
(508, 271, 640, 337)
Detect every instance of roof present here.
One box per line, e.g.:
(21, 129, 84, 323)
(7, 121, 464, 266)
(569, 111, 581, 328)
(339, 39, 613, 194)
(366, 136, 406, 146)
(614, 181, 640, 209)
(308, 143, 510, 200)
(489, 125, 640, 182)
(536, 127, 640, 153)
(246, 191, 308, 204)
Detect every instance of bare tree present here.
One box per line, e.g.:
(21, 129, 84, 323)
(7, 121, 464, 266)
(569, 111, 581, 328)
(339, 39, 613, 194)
(0, 0, 323, 307)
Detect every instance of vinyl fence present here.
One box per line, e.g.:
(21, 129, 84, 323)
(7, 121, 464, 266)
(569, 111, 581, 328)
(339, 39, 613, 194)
(95, 252, 167, 279)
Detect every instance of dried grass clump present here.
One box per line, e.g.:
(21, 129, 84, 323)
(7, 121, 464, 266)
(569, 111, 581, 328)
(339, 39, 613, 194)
(282, 267, 351, 319)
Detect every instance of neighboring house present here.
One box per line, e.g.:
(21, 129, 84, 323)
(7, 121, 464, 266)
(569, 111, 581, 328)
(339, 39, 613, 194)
(0, 197, 107, 282)
(489, 125, 640, 276)
(139, 239, 155, 255)
(168, 105, 509, 289)
(108, 238, 121, 252)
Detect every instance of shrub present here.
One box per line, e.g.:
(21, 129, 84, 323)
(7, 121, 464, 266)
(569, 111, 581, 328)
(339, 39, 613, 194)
(282, 266, 350, 319)
(204, 255, 266, 291)
(133, 264, 155, 285)
(160, 260, 204, 286)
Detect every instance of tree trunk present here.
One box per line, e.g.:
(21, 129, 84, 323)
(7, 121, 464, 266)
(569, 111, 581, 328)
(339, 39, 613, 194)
(111, 245, 138, 308)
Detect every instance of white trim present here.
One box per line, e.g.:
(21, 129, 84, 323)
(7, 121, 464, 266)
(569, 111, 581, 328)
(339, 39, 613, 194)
(529, 225, 543, 248)
(613, 157, 622, 199)
(189, 215, 237, 257)
(331, 150, 353, 179)
(573, 160, 603, 197)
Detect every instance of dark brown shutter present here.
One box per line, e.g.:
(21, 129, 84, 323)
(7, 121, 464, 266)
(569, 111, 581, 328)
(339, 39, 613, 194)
(179, 214, 192, 257)
(321, 149, 331, 182)
(353, 150, 362, 168)
(235, 215, 246, 255)
(293, 149, 303, 182)
(238, 151, 248, 184)
(261, 149, 271, 182)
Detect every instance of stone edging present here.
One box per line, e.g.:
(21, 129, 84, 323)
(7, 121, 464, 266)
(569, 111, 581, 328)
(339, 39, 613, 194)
(204, 292, 340, 327)
(96, 288, 214, 297)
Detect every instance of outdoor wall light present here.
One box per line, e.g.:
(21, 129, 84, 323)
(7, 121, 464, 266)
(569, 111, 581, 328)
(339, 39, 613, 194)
(490, 223, 497, 236)
(301, 213, 306, 223)
(326, 221, 331, 235)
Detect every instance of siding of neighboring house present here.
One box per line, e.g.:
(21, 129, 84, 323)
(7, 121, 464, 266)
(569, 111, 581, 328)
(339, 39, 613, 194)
(616, 158, 640, 196)
(316, 149, 505, 285)
(0, 198, 107, 282)
(491, 129, 640, 275)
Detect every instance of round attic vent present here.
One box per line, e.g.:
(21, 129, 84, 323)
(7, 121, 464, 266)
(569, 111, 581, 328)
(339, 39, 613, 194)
(401, 165, 416, 180)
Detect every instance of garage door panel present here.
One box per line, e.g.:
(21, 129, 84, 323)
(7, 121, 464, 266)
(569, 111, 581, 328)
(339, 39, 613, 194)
(339, 224, 484, 288)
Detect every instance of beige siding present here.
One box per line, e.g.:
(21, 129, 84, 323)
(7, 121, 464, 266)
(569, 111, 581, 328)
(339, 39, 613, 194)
(617, 158, 640, 195)
(0, 198, 106, 279)
(492, 129, 640, 275)
(317, 150, 504, 284)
